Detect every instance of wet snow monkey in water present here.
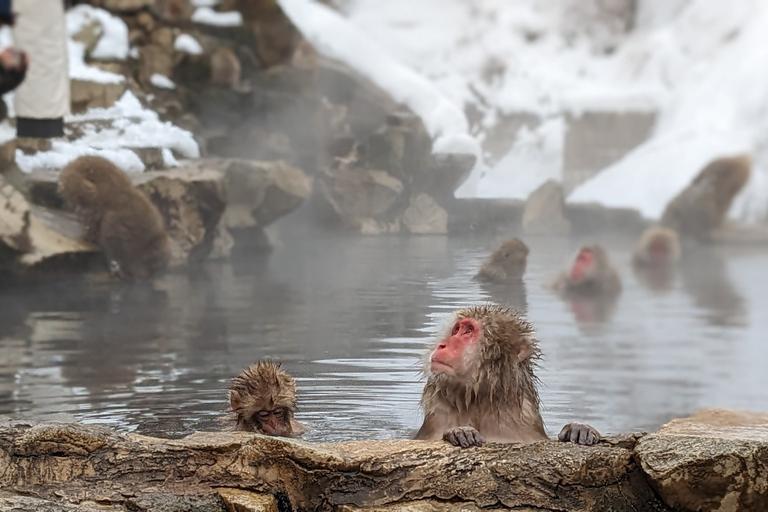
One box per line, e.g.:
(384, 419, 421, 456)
(632, 226, 681, 268)
(229, 361, 305, 436)
(58, 155, 170, 281)
(416, 305, 600, 447)
(548, 244, 621, 297)
(474, 238, 529, 284)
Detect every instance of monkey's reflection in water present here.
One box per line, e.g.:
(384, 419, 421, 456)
(61, 282, 171, 394)
(680, 248, 747, 328)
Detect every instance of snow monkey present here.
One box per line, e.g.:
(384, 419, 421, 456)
(632, 226, 681, 268)
(416, 305, 600, 448)
(58, 155, 170, 281)
(474, 237, 529, 284)
(229, 361, 305, 437)
(660, 155, 751, 241)
(548, 244, 621, 297)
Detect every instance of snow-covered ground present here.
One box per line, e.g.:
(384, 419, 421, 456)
(282, 0, 768, 222)
(0, 5, 199, 174)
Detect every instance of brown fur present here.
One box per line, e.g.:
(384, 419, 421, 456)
(229, 360, 304, 436)
(474, 238, 529, 284)
(210, 47, 241, 88)
(548, 244, 621, 296)
(660, 155, 751, 241)
(58, 155, 171, 280)
(416, 305, 547, 444)
(632, 226, 681, 267)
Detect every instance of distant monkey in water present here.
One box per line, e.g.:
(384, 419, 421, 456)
(548, 244, 621, 297)
(210, 46, 241, 88)
(660, 155, 751, 241)
(632, 226, 681, 268)
(416, 305, 600, 448)
(229, 360, 305, 437)
(474, 238, 529, 284)
(58, 155, 170, 281)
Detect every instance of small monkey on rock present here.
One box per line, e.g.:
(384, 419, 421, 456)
(474, 238, 529, 284)
(229, 360, 305, 437)
(58, 155, 170, 280)
(415, 305, 600, 448)
(548, 244, 621, 297)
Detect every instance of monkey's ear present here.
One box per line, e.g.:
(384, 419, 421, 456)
(515, 339, 535, 363)
(229, 390, 243, 412)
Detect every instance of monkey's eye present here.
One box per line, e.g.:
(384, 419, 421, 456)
(257, 411, 271, 421)
(452, 323, 460, 335)
(503, 252, 509, 258)
(273, 408, 285, 419)
(464, 325, 474, 334)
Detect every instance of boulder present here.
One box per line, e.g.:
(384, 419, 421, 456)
(636, 409, 768, 512)
(401, 193, 448, 234)
(70, 79, 126, 113)
(523, 179, 571, 235)
(134, 166, 227, 263)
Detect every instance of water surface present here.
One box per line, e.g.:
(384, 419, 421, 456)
(1, 227, 766, 442)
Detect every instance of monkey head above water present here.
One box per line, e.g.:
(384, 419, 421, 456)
(58, 155, 170, 281)
(474, 238, 529, 284)
(632, 226, 681, 268)
(548, 244, 621, 297)
(415, 305, 600, 448)
(229, 361, 305, 437)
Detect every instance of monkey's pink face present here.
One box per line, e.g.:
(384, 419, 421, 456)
(648, 240, 669, 262)
(570, 249, 594, 283)
(430, 318, 482, 378)
(256, 407, 291, 436)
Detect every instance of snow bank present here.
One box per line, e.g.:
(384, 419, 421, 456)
(66, 4, 129, 61)
(570, 0, 768, 221)
(174, 34, 203, 55)
(278, 0, 482, 164)
(16, 92, 199, 174)
(191, 7, 243, 26)
(341, 0, 768, 221)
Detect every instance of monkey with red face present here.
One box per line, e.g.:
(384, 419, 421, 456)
(229, 361, 305, 437)
(632, 226, 681, 268)
(415, 305, 600, 448)
(548, 244, 621, 297)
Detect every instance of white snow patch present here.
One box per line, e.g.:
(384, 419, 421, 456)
(191, 0, 220, 6)
(162, 148, 179, 167)
(16, 144, 144, 174)
(174, 34, 203, 55)
(0, 25, 13, 49)
(191, 7, 243, 26)
(66, 5, 129, 61)
(477, 117, 564, 199)
(17, 92, 199, 174)
(278, 0, 481, 173)
(0, 120, 15, 144)
(69, 40, 125, 83)
(150, 73, 176, 90)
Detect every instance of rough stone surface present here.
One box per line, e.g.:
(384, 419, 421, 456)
(0, 417, 667, 512)
(134, 166, 227, 263)
(523, 179, 571, 235)
(401, 193, 448, 234)
(70, 80, 127, 113)
(636, 409, 768, 512)
(216, 488, 277, 512)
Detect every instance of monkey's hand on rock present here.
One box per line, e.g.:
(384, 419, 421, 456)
(557, 422, 601, 445)
(443, 426, 484, 448)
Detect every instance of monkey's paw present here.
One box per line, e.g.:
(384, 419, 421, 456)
(558, 422, 601, 445)
(443, 426, 484, 448)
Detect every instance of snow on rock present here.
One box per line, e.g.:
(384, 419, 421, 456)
(174, 34, 203, 55)
(16, 92, 200, 174)
(0, 120, 15, 145)
(477, 117, 564, 199)
(279, 0, 482, 188)
(66, 4, 130, 61)
(191, 0, 220, 6)
(191, 7, 243, 26)
(69, 40, 125, 84)
(150, 73, 177, 90)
